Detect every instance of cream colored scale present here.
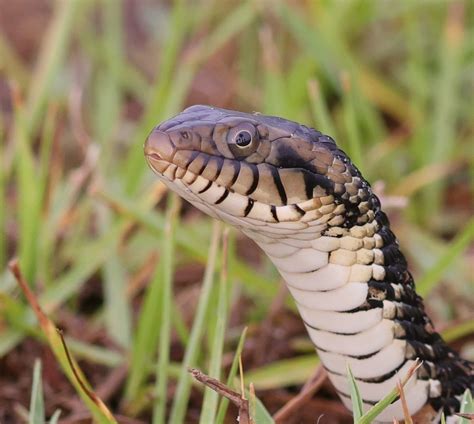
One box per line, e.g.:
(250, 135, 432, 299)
(251, 230, 432, 422)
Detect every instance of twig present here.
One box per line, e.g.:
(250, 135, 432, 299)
(8, 259, 48, 328)
(188, 368, 252, 424)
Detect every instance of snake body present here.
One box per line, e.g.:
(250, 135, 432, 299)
(144, 105, 473, 422)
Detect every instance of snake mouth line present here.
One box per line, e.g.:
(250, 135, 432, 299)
(146, 152, 162, 161)
(146, 157, 295, 227)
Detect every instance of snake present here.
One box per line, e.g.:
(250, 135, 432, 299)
(144, 105, 473, 422)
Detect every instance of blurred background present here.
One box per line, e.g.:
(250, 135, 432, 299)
(0, 0, 473, 423)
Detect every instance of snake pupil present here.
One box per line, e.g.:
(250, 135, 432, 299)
(235, 130, 252, 147)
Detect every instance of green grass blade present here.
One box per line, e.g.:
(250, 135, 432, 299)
(15, 108, 41, 283)
(99, 203, 132, 351)
(243, 355, 319, 390)
(64, 338, 124, 368)
(10, 261, 117, 423)
(191, 1, 257, 68)
(124, 0, 191, 194)
(171, 301, 190, 346)
(459, 389, 473, 424)
(244, 387, 275, 424)
(442, 319, 474, 343)
(347, 364, 363, 421)
(124, 255, 164, 402)
(215, 327, 248, 424)
(260, 29, 287, 116)
(91, 0, 123, 149)
(35, 105, 58, 284)
(29, 359, 45, 424)
(341, 72, 364, 172)
(153, 194, 180, 424)
(307, 79, 337, 138)
(199, 230, 230, 424)
(0, 329, 24, 357)
(273, 1, 340, 90)
(11, 76, 51, 286)
(49, 410, 61, 424)
(0, 125, 5, 270)
(25, 0, 81, 136)
(417, 217, 474, 296)
(102, 253, 132, 349)
(40, 222, 124, 311)
(251, 394, 275, 424)
(424, 4, 465, 213)
(169, 221, 222, 424)
(357, 360, 420, 424)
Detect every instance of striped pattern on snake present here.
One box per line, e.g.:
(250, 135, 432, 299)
(144, 105, 473, 423)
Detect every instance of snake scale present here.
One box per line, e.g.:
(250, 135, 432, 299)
(144, 105, 473, 423)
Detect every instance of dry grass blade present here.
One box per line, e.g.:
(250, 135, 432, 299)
(25, 0, 81, 135)
(392, 160, 463, 197)
(456, 413, 474, 420)
(167, 221, 223, 423)
(239, 354, 246, 401)
(188, 368, 252, 424)
(29, 359, 45, 423)
(396, 380, 413, 424)
(8, 259, 117, 424)
(58, 330, 106, 411)
(347, 363, 364, 420)
(273, 366, 327, 423)
(249, 383, 256, 423)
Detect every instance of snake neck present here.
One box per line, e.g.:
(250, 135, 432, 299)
(242, 195, 473, 422)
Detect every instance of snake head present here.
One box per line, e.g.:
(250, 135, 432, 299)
(145, 105, 373, 230)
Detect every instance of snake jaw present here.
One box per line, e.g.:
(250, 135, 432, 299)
(144, 106, 367, 230)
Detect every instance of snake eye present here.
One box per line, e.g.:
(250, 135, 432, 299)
(227, 123, 259, 159)
(234, 130, 252, 147)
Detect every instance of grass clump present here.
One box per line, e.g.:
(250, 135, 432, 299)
(0, 1, 472, 422)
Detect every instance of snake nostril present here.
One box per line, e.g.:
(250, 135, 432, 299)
(144, 130, 175, 161)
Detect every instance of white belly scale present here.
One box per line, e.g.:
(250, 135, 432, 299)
(249, 226, 432, 423)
